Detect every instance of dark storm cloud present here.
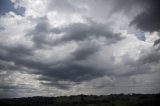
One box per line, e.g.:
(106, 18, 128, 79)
(113, 0, 160, 46)
(131, 0, 160, 32)
(153, 32, 160, 50)
(58, 21, 123, 44)
(0, 40, 107, 89)
(109, 0, 160, 32)
(0, 20, 117, 89)
(128, 0, 160, 72)
(37, 62, 106, 83)
(71, 43, 99, 60)
(0, 41, 102, 84)
(0, 43, 34, 72)
(0, 15, 124, 90)
(0, 44, 33, 62)
(1, 0, 160, 96)
(28, 18, 123, 48)
(27, 17, 61, 48)
(154, 39, 160, 46)
(20, 18, 125, 88)
(154, 38, 160, 50)
(0, 56, 105, 84)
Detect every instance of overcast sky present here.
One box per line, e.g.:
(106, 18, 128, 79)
(0, 0, 160, 98)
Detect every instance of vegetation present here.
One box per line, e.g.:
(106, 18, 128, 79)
(0, 93, 160, 106)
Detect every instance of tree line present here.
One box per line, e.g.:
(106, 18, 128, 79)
(0, 93, 160, 106)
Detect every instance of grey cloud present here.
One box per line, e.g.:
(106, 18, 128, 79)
(29, 18, 123, 47)
(109, 0, 160, 32)
(131, 0, 160, 32)
(0, 26, 5, 31)
(0, 57, 104, 84)
(119, 63, 152, 77)
(37, 63, 106, 83)
(0, 44, 34, 72)
(47, 0, 79, 13)
(41, 80, 76, 90)
(13, 0, 160, 33)
(0, 15, 124, 90)
(58, 22, 123, 44)
(0, 89, 17, 99)
(118, 49, 160, 77)
(0, 84, 21, 91)
(27, 18, 61, 48)
(0, 39, 106, 90)
(0, 84, 34, 98)
(111, 0, 142, 13)
(1, 40, 155, 90)
(71, 42, 99, 61)
(0, 72, 22, 98)
(116, 0, 160, 77)
(0, 60, 17, 71)
(154, 39, 160, 46)
(0, 44, 33, 62)
(139, 50, 160, 64)
(22, 18, 124, 87)
(0, 43, 102, 85)
(1, 0, 160, 97)
(154, 32, 160, 49)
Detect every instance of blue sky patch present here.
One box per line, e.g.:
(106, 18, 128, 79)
(0, 0, 25, 16)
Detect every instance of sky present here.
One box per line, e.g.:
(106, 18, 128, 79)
(0, 0, 160, 98)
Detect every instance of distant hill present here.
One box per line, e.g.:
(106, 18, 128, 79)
(0, 94, 160, 106)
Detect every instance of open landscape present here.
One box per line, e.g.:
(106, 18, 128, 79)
(0, 0, 160, 106)
(0, 94, 160, 106)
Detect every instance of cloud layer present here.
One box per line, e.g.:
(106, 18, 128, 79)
(0, 0, 160, 98)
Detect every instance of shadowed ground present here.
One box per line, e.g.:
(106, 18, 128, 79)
(0, 93, 160, 106)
